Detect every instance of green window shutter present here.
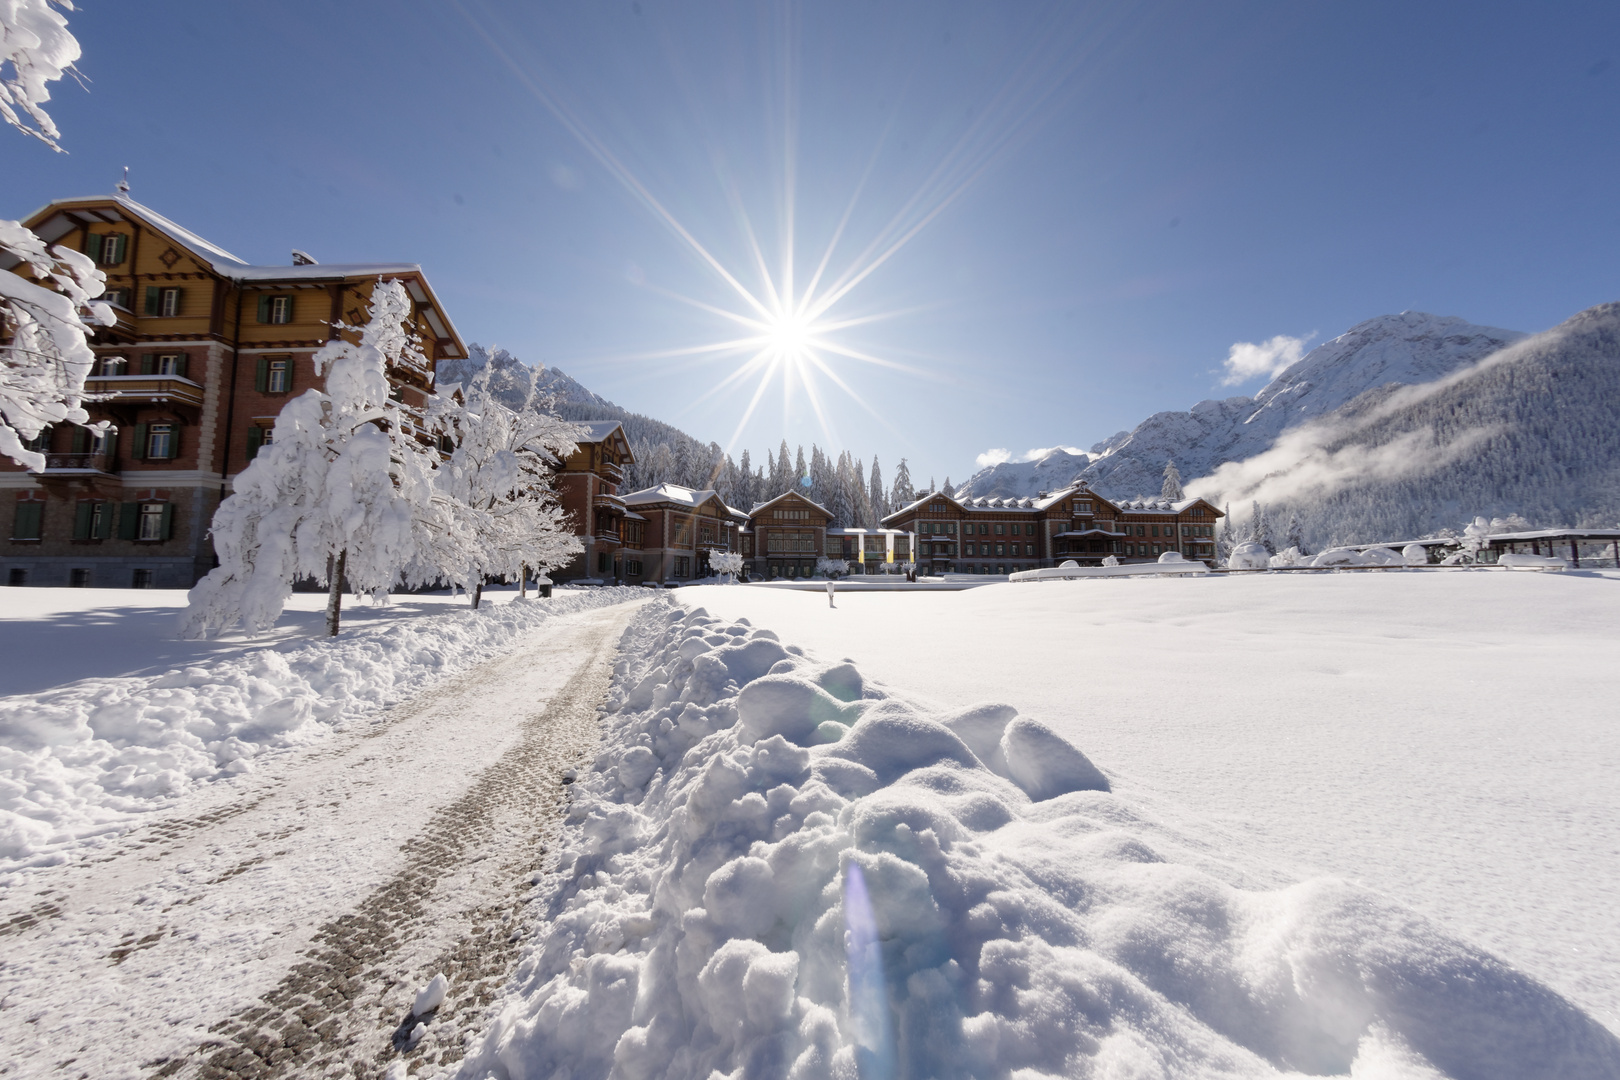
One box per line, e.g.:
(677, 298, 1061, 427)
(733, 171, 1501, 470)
(281, 295, 293, 323)
(172, 354, 188, 379)
(70, 426, 89, 453)
(131, 424, 148, 460)
(93, 502, 113, 540)
(165, 428, 180, 460)
(118, 501, 140, 540)
(139, 354, 156, 375)
(172, 287, 185, 315)
(73, 500, 94, 540)
(12, 501, 43, 540)
(159, 503, 174, 541)
(245, 427, 263, 461)
(85, 233, 104, 262)
(145, 286, 162, 315)
(257, 295, 271, 323)
(255, 356, 269, 391)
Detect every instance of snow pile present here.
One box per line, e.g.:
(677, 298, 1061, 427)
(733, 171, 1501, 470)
(458, 603, 1620, 1079)
(0, 587, 643, 871)
(1228, 541, 1270, 570)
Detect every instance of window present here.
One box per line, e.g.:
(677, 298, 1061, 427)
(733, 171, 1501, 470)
(995, 543, 1005, 556)
(12, 499, 43, 541)
(995, 523, 1005, 536)
(70, 568, 91, 587)
(674, 556, 692, 578)
(258, 295, 294, 324)
(132, 569, 154, 589)
(246, 425, 274, 461)
(103, 288, 130, 309)
(598, 551, 612, 573)
(97, 357, 127, 376)
(1077, 500, 1092, 513)
(138, 502, 170, 541)
(72, 499, 113, 541)
(146, 424, 175, 459)
(268, 358, 288, 393)
(997, 564, 1006, 575)
(7, 568, 25, 586)
(87, 233, 127, 266)
(1135, 525, 1145, 537)
(1150, 525, 1159, 538)
(626, 560, 643, 576)
(145, 287, 184, 317)
(157, 354, 184, 376)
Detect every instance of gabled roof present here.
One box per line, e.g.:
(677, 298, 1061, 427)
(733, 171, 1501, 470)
(575, 420, 626, 442)
(621, 482, 728, 512)
(749, 489, 833, 519)
(880, 489, 968, 524)
(17, 194, 467, 357)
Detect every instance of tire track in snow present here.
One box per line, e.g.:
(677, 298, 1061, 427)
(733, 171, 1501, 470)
(0, 599, 646, 1080)
(154, 609, 630, 1080)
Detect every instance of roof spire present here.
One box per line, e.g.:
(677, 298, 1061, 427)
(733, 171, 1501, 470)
(115, 166, 130, 195)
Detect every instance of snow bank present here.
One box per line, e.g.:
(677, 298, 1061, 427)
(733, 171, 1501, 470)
(458, 602, 1620, 1079)
(0, 587, 644, 871)
(1498, 553, 1568, 571)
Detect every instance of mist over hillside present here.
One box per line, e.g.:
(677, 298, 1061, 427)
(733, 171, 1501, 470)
(1192, 300, 1620, 546)
(959, 312, 1525, 503)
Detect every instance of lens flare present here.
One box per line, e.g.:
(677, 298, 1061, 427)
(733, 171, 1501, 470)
(843, 861, 895, 1080)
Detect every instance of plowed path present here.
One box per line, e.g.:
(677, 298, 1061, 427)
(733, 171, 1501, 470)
(0, 599, 645, 1080)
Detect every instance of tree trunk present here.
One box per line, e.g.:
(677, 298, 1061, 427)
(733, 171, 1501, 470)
(325, 549, 347, 637)
(471, 580, 483, 610)
(520, 564, 528, 599)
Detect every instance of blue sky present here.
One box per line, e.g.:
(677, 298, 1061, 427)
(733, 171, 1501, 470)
(12, 1, 1618, 486)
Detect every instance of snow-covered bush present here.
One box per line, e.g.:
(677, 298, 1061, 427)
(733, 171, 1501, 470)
(1268, 546, 1306, 568)
(1402, 543, 1431, 566)
(183, 281, 447, 637)
(709, 551, 745, 582)
(1310, 547, 1366, 568)
(1361, 546, 1403, 566)
(815, 557, 849, 579)
(1227, 541, 1270, 570)
(1156, 550, 1185, 564)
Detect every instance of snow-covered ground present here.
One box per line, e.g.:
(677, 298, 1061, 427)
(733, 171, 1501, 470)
(0, 585, 644, 875)
(456, 592, 1620, 1079)
(669, 572, 1620, 1037)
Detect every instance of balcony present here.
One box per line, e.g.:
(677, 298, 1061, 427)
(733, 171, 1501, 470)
(84, 375, 205, 409)
(35, 452, 115, 474)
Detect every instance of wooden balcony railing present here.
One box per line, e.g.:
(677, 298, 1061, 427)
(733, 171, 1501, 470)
(84, 375, 205, 408)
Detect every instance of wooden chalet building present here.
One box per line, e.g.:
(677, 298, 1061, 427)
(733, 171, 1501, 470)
(618, 483, 746, 585)
(882, 483, 1222, 574)
(2, 193, 465, 590)
(552, 420, 637, 584)
(742, 491, 835, 580)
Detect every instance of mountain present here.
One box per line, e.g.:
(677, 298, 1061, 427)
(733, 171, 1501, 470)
(1189, 300, 1620, 545)
(958, 311, 1525, 500)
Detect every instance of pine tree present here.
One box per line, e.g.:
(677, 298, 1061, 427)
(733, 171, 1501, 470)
(1251, 501, 1275, 555)
(1285, 509, 1307, 555)
(891, 458, 915, 508)
(794, 445, 808, 492)
(1217, 503, 1234, 562)
(737, 449, 754, 507)
(869, 456, 887, 522)
(1161, 459, 1184, 501)
(773, 441, 791, 497)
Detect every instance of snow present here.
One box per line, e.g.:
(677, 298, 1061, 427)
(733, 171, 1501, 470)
(669, 573, 1620, 1038)
(414, 973, 450, 1017)
(0, 585, 645, 874)
(458, 593, 1620, 1079)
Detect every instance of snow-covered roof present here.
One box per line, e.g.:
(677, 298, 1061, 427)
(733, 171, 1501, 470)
(622, 510, 647, 522)
(749, 490, 834, 519)
(574, 420, 626, 443)
(1114, 496, 1216, 515)
(621, 483, 723, 509)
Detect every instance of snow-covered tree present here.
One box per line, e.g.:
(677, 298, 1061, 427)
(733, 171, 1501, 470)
(425, 356, 583, 608)
(869, 457, 888, 522)
(183, 281, 442, 638)
(709, 550, 744, 582)
(1, 221, 113, 469)
(815, 556, 849, 579)
(2, 0, 82, 152)
(1217, 502, 1234, 563)
(1250, 501, 1275, 555)
(0, 4, 111, 470)
(1284, 509, 1307, 555)
(891, 458, 915, 509)
(1161, 459, 1184, 502)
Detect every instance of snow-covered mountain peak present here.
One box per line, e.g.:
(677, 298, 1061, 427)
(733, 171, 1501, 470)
(958, 311, 1525, 501)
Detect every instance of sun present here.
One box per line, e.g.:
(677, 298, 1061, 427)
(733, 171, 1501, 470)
(762, 308, 814, 357)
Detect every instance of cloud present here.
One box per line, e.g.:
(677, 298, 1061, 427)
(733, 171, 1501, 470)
(975, 446, 1089, 469)
(975, 448, 1012, 468)
(1220, 333, 1315, 386)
